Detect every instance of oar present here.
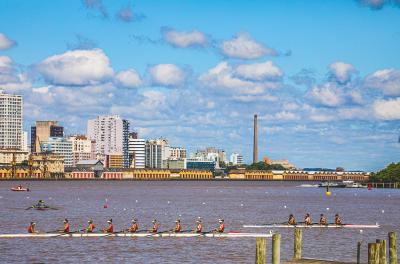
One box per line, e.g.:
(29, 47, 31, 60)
(25, 206, 34, 210)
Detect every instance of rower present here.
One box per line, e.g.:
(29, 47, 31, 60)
(129, 219, 139, 233)
(63, 219, 70, 233)
(288, 214, 297, 225)
(151, 219, 159, 233)
(174, 219, 181, 233)
(319, 214, 327, 225)
(104, 219, 113, 233)
(27, 222, 37, 233)
(216, 219, 224, 233)
(335, 214, 342, 225)
(86, 220, 96, 233)
(36, 200, 45, 208)
(195, 219, 203, 233)
(304, 213, 312, 225)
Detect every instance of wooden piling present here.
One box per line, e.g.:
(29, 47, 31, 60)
(369, 243, 377, 264)
(272, 233, 281, 264)
(294, 228, 302, 260)
(377, 239, 387, 264)
(357, 241, 362, 264)
(389, 232, 398, 264)
(376, 242, 381, 264)
(256, 237, 267, 264)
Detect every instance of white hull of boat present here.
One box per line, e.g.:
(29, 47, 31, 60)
(0, 232, 272, 239)
(243, 224, 379, 229)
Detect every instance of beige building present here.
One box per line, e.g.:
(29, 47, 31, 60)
(106, 153, 124, 168)
(31, 121, 64, 153)
(68, 135, 96, 166)
(0, 149, 29, 165)
(30, 152, 64, 178)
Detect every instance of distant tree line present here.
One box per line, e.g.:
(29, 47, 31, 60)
(370, 162, 400, 182)
(225, 161, 285, 172)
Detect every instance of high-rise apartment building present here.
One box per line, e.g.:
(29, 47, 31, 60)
(21, 131, 28, 152)
(87, 115, 129, 167)
(0, 91, 23, 150)
(145, 139, 170, 169)
(67, 135, 96, 166)
(170, 147, 186, 159)
(128, 138, 145, 168)
(31, 121, 64, 153)
(230, 153, 244, 165)
(40, 137, 73, 167)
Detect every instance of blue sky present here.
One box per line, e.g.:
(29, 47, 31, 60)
(0, 0, 399, 171)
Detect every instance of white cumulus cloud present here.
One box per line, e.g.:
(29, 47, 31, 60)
(329, 62, 356, 84)
(163, 28, 207, 48)
(235, 61, 283, 81)
(149, 64, 186, 87)
(37, 49, 114, 86)
(373, 98, 400, 120)
(221, 33, 277, 59)
(364, 69, 400, 96)
(307, 83, 345, 107)
(115, 69, 142, 88)
(0, 33, 16, 50)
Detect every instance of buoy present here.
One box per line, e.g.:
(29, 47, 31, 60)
(325, 191, 331, 196)
(103, 204, 108, 208)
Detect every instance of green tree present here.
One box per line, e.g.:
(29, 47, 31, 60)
(371, 162, 400, 182)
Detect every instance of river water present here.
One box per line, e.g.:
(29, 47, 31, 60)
(0, 181, 398, 263)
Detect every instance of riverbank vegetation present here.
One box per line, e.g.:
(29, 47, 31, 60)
(370, 162, 400, 182)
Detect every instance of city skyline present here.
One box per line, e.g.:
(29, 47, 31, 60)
(0, 1, 399, 171)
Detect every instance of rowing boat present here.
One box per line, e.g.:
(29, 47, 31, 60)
(243, 224, 379, 228)
(0, 232, 272, 239)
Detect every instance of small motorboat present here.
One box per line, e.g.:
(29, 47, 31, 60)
(11, 186, 30, 192)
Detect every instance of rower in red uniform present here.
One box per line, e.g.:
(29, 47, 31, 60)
(335, 214, 342, 225)
(104, 219, 113, 233)
(129, 219, 139, 233)
(86, 220, 96, 233)
(151, 219, 159, 233)
(216, 219, 225, 233)
(174, 219, 181, 233)
(304, 213, 312, 226)
(27, 222, 37, 233)
(195, 219, 203, 233)
(63, 219, 70, 233)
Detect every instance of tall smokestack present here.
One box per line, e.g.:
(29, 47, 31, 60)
(253, 114, 258, 164)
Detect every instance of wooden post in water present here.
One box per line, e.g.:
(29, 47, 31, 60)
(389, 232, 398, 264)
(256, 237, 267, 264)
(357, 241, 362, 264)
(376, 241, 381, 264)
(294, 228, 302, 260)
(377, 239, 387, 264)
(272, 233, 281, 264)
(369, 243, 377, 264)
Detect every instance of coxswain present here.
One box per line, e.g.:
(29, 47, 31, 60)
(63, 219, 70, 233)
(195, 219, 203, 233)
(129, 219, 139, 233)
(288, 214, 297, 225)
(304, 213, 312, 225)
(174, 219, 181, 233)
(86, 220, 96, 233)
(334, 214, 342, 225)
(319, 214, 327, 225)
(151, 219, 159, 233)
(103, 219, 113, 233)
(216, 219, 224, 233)
(28, 222, 37, 233)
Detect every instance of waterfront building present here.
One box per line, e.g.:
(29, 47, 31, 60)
(170, 147, 186, 159)
(87, 115, 129, 167)
(0, 166, 42, 179)
(0, 149, 29, 165)
(0, 91, 23, 150)
(67, 135, 96, 166)
(186, 159, 216, 171)
(162, 158, 186, 170)
(128, 138, 145, 169)
(193, 147, 227, 168)
(145, 139, 170, 169)
(31, 121, 64, 153)
(30, 152, 64, 178)
(230, 153, 244, 165)
(263, 156, 296, 170)
(105, 153, 124, 168)
(40, 137, 73, 167)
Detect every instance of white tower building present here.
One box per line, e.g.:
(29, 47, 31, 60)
(0, 91, 23, 149)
